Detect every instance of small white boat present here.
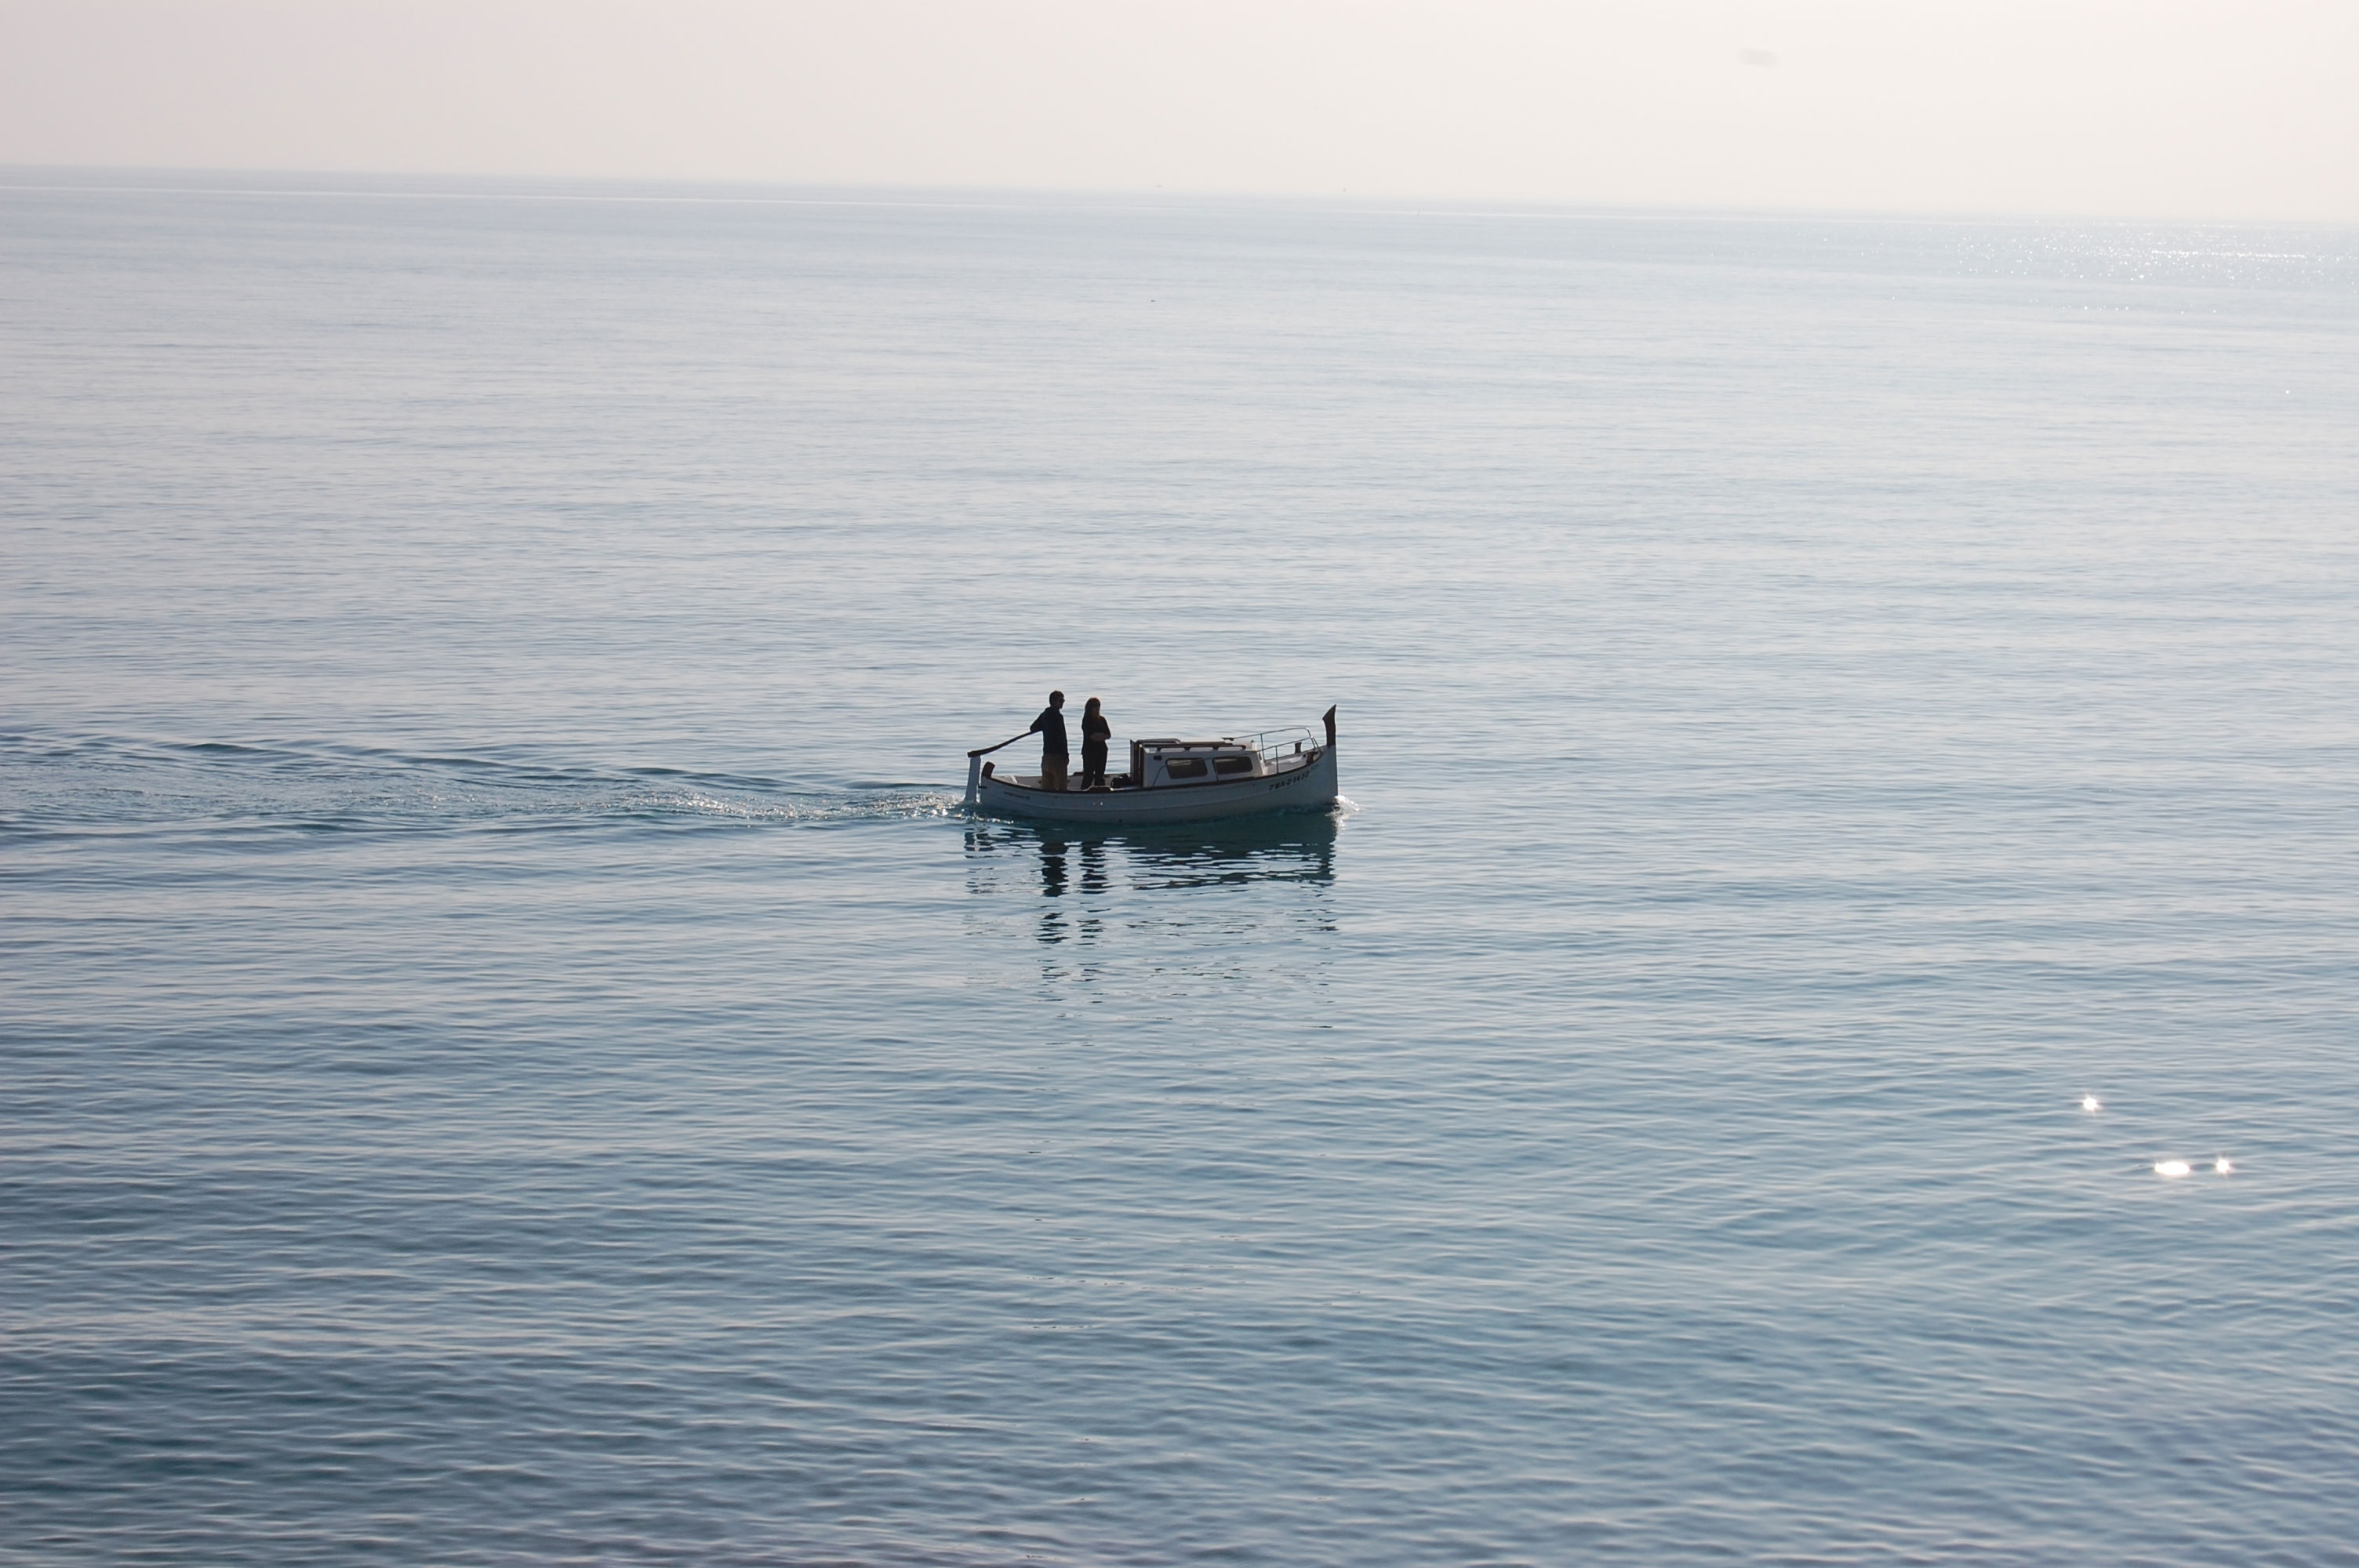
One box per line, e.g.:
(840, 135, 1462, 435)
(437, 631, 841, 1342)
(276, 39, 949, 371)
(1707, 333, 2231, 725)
(965, 706, 1340, 825)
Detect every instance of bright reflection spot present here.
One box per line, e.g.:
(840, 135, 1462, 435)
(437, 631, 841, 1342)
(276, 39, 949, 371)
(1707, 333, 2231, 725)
(2215, 1157, 2235, 1175)
(2154, 1159, 2193, 1178)
(2081, 1095, 2103, 1113)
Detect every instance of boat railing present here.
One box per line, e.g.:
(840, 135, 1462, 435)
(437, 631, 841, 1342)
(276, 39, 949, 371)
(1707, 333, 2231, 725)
(1227, 725, 1321, 762)
(978, 725, 1318, 763)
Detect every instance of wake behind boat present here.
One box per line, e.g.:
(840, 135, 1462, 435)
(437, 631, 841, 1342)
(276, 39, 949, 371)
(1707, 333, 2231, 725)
(965, 706, 1340, 824)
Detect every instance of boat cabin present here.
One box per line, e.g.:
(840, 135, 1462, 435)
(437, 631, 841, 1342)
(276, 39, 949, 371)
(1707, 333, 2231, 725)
(1128, 739, 1267, 789)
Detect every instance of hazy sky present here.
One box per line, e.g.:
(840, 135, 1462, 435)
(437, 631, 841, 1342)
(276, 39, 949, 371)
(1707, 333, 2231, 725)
(2, 1, 2352, 220)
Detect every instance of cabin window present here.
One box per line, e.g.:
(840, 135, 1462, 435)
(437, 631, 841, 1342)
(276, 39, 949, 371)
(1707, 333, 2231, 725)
(1164, 757, 1208, 779)
(1212, 755, 1253, 776)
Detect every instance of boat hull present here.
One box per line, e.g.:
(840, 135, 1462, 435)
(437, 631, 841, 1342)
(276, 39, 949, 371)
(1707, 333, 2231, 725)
(973, 744, 1338, 825)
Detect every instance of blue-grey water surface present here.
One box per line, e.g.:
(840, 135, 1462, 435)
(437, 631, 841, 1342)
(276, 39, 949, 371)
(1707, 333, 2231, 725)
(5, 172, 2359, 1565)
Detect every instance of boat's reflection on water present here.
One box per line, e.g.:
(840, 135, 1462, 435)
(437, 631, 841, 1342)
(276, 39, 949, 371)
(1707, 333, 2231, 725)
(964, 811, 1340, 946)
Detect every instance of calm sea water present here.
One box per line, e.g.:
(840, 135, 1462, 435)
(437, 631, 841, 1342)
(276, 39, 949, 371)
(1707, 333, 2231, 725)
(5, 171, 2359, 1566)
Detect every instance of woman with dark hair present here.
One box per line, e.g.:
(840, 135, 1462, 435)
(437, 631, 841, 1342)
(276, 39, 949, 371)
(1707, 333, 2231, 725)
(1078, 697, 1112, 791)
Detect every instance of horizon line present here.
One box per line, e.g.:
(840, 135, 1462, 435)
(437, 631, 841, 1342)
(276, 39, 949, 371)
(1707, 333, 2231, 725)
(3, 163, 2351, 234)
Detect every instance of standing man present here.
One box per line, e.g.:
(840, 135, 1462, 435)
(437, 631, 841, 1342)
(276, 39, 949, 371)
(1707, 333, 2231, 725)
(1030, 690, 1070, 792)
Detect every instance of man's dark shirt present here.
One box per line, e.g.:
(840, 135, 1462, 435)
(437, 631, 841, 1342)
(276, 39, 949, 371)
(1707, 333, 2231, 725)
(1030, 706, 1069, 759)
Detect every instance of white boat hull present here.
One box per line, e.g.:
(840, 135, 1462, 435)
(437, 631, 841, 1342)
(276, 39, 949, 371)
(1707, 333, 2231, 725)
(972, 742, 1339, 825)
